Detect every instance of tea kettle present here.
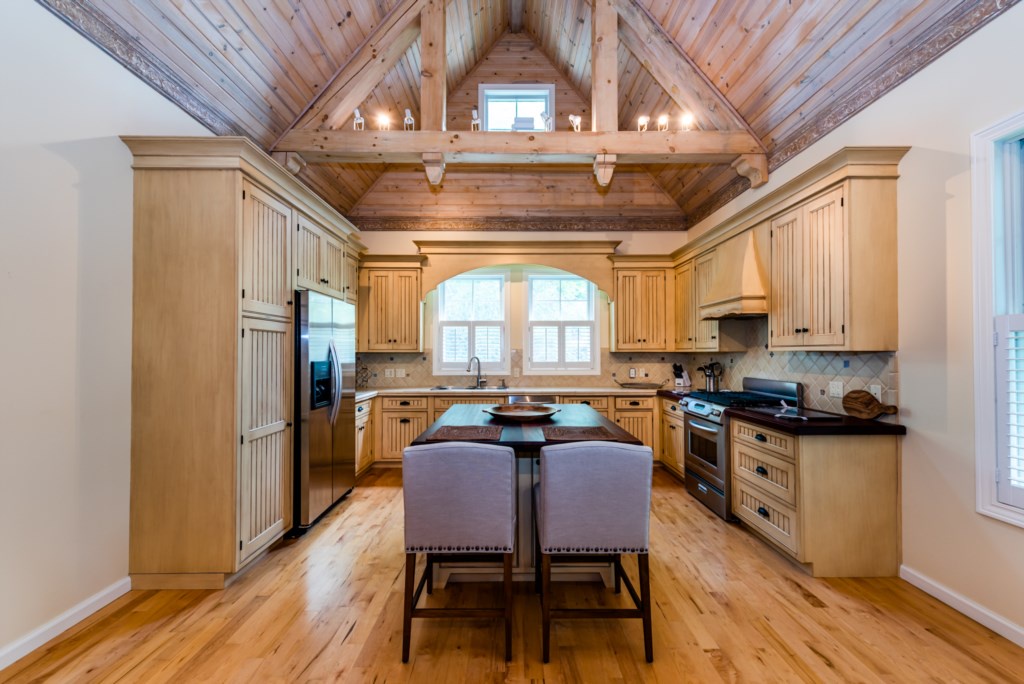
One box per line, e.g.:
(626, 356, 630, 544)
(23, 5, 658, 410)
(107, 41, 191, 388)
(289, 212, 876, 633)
(696, 361, 723, 392)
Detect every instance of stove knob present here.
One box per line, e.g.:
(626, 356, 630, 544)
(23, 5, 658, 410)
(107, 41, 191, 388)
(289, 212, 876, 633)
(712, 409, 721, 417)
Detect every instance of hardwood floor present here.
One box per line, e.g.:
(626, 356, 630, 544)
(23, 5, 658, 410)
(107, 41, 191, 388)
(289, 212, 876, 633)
(4, 468, 1024, 683)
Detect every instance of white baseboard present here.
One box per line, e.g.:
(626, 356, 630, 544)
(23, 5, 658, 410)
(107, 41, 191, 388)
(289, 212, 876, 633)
(900, 565, 1024, 648)
(0, 577, 131, 672)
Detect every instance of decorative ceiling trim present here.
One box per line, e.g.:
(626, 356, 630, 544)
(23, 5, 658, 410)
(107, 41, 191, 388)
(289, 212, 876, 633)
(35, 0, 242, 137)
(689, 0, 1020, 229)
(348, 215, 687, 231)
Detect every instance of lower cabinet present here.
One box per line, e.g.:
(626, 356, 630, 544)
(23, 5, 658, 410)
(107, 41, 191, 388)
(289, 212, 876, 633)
(433, 395, 504, 422)
(612, 396, 656, 454)
(730, 419, 899, 577)
(660, 399, 685, 477)
(558, 395, 610, 417)
(355, 399, 373, 476)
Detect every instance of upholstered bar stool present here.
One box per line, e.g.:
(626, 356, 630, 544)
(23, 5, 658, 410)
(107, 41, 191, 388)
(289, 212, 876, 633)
(401, 442, 517, 663)
(535, 441, 654, 663)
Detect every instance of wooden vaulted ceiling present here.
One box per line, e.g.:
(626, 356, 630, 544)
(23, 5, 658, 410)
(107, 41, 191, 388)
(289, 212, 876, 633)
(42, 0, 1016, 229)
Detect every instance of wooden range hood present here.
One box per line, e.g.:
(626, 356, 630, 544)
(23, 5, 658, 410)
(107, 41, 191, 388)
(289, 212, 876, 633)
(699, 230, 768, 319)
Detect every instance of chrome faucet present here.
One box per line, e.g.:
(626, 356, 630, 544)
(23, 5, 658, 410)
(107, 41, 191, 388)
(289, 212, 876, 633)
(467, 356, 485, 388)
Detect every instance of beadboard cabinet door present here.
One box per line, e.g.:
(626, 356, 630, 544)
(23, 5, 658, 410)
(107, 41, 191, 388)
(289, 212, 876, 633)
(693, 252, 720, 350)
(242, 181, 293, 319)
(615, 269, 667, 351)
(365, 269, 421, 351)
(239, 317, 291, 564)
(674, 261, 695, 351)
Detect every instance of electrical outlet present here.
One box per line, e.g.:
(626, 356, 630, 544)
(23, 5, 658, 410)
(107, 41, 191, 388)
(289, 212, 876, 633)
(828, 380, 843, 398)
(513, 367, 520, 377)
(868, 384, 883, 401)
(639, 368, 647, 378)
(629, 368, 637, 378)
(395, 368, 406, 378)
(384, 368, 395, 378)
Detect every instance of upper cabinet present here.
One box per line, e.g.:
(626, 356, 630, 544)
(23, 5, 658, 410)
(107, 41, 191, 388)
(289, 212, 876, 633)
(674, 261, 695, 351)
(613, 266, 671, 351)
(359, 259, 423, 352)
(768, 177, 896, 351)
(674, 252, 746, 353)
(295, 213, 356, 301)
(242, 182, 293, 319)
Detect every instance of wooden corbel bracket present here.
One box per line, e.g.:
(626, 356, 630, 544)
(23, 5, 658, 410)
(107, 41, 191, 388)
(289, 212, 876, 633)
(423, 152, 446, 185)
(731, 153, 768, 188)
(594, 153, 617, 187)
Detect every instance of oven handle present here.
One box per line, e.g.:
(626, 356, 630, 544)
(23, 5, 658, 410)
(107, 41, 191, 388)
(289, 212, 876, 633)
(687, 420, 720, 435)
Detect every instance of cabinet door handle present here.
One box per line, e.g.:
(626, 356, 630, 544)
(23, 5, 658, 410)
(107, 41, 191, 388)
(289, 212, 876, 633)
(754, 433, 767, 442)
(399, 400, 411, 406)
(668, 425, 676, 430)
(794, 328, 802, 334)
(581, 400, 591, 405)
(670, 404, 677, 411)
(399, 418, 410, 424)
(802, 327, 809, 333)
(286, 422, 292, 428)
(755, 465, 769, 476)
(629, 400, 640, 406)
(710, 335, 717, 339)
(757, 506, 770, 519)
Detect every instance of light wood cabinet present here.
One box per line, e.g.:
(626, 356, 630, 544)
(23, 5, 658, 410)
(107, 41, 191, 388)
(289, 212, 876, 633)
(379, 411, 428, 461)
(613, 401, 656, 456)
(123, 137, 363, 589)
(614, 269, 668, 351)
(355, 399, 373, 476)
(242, 182, 293, 319)
(363, 268, 422, 351)
(769, 179, 897, 351)
(432, 395, 504, 421)
(558, 395, 610, 416)
(343, 250, 359, 304)
(674, 261, 695, 351)
(730, 419, 899, 577)
(659, 399, 685, 478)
(674, 254, 745, 352)
(295, 214, 349, 300)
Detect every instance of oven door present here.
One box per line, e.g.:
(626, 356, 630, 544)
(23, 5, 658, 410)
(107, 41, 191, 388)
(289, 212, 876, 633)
(683, 412, 726, 490)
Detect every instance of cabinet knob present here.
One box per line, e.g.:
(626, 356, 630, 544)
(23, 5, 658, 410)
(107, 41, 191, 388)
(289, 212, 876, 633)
(670, 405, 677, 411)
(581, 401, 591, 405)
(754, 433, 767, 442)
(755, 465, 769, 476)
(629, 400, 640, 406)
(802, 327, 809, 333)
(757, 506, 770, 519)
(286, 422, 292, 428)
(710, 336, 717, 340)
(399, 400, 411, 406)
(794, 328, 801, 334)
(669, 425, 676, 430)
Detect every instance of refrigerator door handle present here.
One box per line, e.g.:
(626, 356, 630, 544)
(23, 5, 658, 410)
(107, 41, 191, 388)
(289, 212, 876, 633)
(328, 338, 343, 425)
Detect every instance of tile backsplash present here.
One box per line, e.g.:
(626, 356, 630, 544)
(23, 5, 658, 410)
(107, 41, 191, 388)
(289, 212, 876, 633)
(358, 318, 897, 414)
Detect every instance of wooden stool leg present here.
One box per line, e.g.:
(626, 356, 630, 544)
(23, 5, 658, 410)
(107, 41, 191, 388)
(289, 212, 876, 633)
(403, 552, 416, 663)
(614, 553, 622, 594)
(541, 553, 552, 663)
(504, 552, 513, 661)
(426, 553, 434, 594)
(639, 553, 653, 663)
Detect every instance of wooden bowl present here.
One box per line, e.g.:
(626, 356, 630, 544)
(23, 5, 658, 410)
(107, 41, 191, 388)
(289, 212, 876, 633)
(483, 405, 559, 422)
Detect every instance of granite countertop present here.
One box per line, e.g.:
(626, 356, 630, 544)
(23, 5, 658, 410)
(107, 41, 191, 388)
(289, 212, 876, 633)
(725, 406, 906, 436)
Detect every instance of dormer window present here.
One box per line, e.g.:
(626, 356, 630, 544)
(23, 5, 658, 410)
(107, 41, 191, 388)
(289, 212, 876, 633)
(478, 84, 555, 131)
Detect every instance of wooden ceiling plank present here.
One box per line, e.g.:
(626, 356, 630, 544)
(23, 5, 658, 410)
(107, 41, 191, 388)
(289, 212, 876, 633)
(284, 0, 428, 136)
(273, 0, 339, 74)
(92, 0, 280, 141)
(691, 1, 782, 94)
(260, 0, 336, 83)
(709, 2, 796, 100)
(420, 0, 447, 131)
(277, 129, 762, 163)
(509, 0, 524, 33)
(591, 0, 619, 132)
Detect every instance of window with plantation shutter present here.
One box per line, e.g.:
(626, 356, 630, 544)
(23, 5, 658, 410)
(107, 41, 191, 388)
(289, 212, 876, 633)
(525, 274, 598, 374)
(974, 112, 1024, 526)
(995, 315, 1024, 508)
(435, 273, 509, 375)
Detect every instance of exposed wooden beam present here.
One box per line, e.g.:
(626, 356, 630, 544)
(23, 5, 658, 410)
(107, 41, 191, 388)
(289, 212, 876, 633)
(613, 0, 766, 155)
(420, 0, 446, 131)
(277, 130, 762, 164)
(280, 0, 427, 138)
(591, 0, 619, 133)
(509, 0, 524, 33)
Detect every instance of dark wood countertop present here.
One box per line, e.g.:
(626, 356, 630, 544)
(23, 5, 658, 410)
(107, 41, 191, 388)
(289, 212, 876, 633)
(725, 407, 907, 436)
(411, 403, 642, 453)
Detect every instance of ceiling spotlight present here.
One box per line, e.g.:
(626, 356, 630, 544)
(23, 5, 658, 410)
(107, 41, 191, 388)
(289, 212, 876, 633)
(637, 115, 650, 132)
(568, 114, 582, 132)
(353, 108, 365, 131)
(471, 108, 481, 131)
(680, 112, 695, 131)
(657, 114, 669, 131)
(376, 113, 391, 131)
(403, 108, 415, 131)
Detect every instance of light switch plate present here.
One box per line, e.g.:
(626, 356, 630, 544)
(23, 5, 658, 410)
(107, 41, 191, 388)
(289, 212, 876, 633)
(629, 368, 637, 378)
(384, 368, 395, 378)
(868, 384, 883, 401)
(828, 380, 843, 398)
(396, 368, 406, 378)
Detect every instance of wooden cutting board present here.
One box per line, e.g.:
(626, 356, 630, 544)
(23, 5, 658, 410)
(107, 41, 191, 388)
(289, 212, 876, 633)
(842, 390, 898, 420)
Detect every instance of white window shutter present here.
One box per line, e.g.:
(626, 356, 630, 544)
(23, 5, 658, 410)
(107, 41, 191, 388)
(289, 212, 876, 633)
(996, 314, 1024, 508)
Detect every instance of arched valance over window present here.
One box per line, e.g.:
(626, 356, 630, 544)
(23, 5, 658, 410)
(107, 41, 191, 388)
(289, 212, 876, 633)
(413, 240, 620, 296)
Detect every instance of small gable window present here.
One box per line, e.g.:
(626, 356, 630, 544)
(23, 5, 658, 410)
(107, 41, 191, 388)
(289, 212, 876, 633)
(478, 84, 555, 131)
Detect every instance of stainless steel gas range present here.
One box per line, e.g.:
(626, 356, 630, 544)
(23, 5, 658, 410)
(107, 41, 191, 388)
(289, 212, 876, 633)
(680, 378, 803, 520)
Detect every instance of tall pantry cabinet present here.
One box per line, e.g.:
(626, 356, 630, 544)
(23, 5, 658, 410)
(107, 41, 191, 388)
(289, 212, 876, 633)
(123, 138, 364, 589)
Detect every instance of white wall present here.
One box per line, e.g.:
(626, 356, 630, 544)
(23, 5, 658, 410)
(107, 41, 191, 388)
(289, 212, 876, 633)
(0, 2, 210, 666)
(690, 3, 1024, 642)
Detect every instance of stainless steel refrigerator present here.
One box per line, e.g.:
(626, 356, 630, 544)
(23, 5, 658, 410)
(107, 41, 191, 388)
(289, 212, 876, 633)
(294, 290, 355, 530)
